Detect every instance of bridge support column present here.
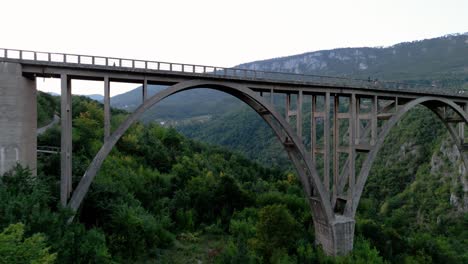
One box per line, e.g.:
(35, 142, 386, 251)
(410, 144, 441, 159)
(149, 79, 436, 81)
(0, 62, 36, 175)
(313, 215, 355, 256)
(61, 74, 72, 205)
(310, 198, 355, 255)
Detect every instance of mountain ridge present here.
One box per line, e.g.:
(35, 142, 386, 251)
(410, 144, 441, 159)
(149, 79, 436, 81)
(237, 33, 468, 82)
(110, 33, 468, 124)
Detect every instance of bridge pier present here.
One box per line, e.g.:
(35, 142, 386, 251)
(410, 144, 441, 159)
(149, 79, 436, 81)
(313, 216, 355, 255)
(310, 198, 355, 255)
(0, 62, 36, 175)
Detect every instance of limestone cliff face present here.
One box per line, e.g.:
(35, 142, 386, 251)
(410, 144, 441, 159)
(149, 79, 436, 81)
(238, 48, 376, 75)
(430, 138, 468, 212)
(237, 33, 468, 82)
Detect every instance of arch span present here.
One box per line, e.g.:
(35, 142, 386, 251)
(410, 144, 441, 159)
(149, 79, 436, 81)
(68, 79, 334, 223)
(350, 97, 468, 215)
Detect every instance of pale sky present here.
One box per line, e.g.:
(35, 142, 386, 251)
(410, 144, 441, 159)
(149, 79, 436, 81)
(1, 0, 467, 96)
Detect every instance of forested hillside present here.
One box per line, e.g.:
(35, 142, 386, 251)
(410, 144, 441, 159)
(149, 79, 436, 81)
(110, 86, 240, 122)
(0, 88, 466, 263)
(238, 33, 468, 84)
(1, 33, 467, 263)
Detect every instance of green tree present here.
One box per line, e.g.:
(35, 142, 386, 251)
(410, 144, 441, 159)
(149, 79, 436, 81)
(0, 223, 56, 264)
(253, 205, 299, 262)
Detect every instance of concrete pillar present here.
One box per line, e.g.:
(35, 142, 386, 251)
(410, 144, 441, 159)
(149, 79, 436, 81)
(104, 76, 110, 142)
(311, 95, 317, 164)
(346, 94, 357, 216)
(333, 95, 339, 200)
(142, 78, 148, 102)
(310, 200, 355, 255)
(0, 62, 36, 175)
(60, 74, 72, 206)
(297, 91, 303, 139)
(371, 96, 377, 146)
(324, 93, 330, 192)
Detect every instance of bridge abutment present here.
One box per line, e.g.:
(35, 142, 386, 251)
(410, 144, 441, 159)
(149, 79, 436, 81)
(0, 62, 36, 175)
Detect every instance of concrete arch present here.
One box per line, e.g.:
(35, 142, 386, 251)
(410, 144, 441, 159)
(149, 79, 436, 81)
(350, 96, 468, 215)
(68, 79, 334, 223)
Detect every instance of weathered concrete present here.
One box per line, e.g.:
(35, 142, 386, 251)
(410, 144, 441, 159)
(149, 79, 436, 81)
(60, 74, 72, 205)
(314, 216, 355, 255)
(0, 62, 36, 175)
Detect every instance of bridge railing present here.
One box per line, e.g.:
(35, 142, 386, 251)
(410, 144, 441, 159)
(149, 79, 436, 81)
(37, 146, 60, 154)
(0, 48, 463, 96)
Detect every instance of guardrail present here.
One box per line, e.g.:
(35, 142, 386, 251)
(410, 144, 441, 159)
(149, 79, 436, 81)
(0, 48, 464, 97)
(37, 146, 60, 154)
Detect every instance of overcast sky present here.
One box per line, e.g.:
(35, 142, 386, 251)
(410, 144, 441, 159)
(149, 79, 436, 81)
(2, 0, 467, 96)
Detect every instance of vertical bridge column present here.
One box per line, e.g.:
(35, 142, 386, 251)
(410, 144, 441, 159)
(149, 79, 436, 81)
(104, 76, 111, 142)
(0, 62, 36, 176)
(60, 74, 72, 206)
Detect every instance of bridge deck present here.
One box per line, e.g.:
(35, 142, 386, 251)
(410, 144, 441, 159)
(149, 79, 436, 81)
(1, 48, 467, 101)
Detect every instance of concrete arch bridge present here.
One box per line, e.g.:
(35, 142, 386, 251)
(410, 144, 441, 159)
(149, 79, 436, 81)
(1, 48, 467, 255)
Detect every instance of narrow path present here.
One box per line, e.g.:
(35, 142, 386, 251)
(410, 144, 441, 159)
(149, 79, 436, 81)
(37, 114, 60, 135)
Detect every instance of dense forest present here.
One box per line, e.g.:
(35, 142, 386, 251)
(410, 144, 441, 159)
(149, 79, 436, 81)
(0, 89, 466, 263)
(1, 34, 467, 263)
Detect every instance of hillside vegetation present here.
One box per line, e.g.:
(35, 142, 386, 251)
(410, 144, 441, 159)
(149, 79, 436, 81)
(1, 33, 467, 263)
(238, 33, 468, 84)
(0, 86, 466, 263)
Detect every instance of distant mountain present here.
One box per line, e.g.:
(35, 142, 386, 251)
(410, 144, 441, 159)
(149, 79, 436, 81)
(237, 33, 468, 85)
(110, 34, 468, 125)
(83, 94, 104, 101)
(45, 92, 104, 102)
(110, 85, 241, 122)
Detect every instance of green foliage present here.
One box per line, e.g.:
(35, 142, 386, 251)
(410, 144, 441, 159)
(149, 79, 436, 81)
(0, 165, 112, 263)
(29, 80, 468, 262)
(0, 223, 56, 264)
(56, 224, 112, 263)
(335, 238, 386, 264)
(106, 203, 174, 259)
(214, 239, 258, 264)
(252, 205, 300, 262)
(178, 106, 291, 168)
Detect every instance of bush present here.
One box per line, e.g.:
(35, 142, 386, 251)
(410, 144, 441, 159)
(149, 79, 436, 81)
(252, 205, 299, 262)
(0, 223, 56, 264)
